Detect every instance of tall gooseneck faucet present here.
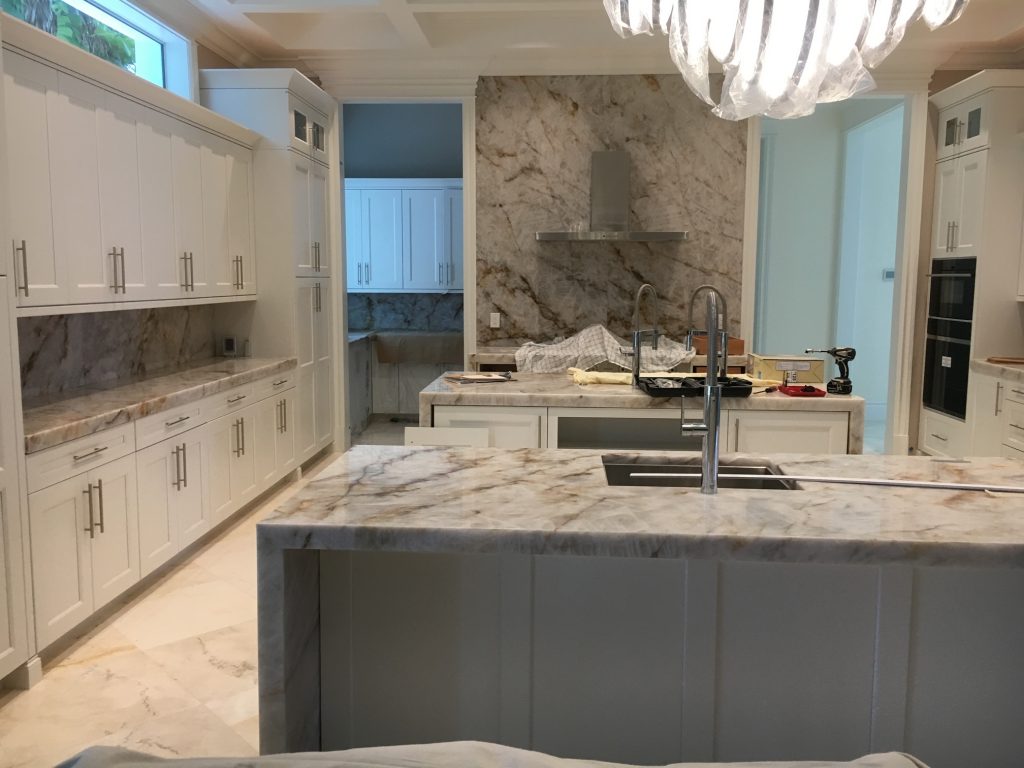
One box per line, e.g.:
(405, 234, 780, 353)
(631, 284, 661, 387)
(681, 286, 727, 494)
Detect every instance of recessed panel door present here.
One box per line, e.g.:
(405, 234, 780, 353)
(89, 455, 139, 610)
(98, 93, 144, 297)
(138, 110, 183, 299)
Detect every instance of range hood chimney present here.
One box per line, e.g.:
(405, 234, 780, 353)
(536, 150, 689, 243)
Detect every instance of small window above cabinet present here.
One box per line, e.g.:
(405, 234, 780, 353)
(937, 92, 990, 161)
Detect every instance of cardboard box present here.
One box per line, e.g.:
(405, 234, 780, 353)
(749, 354, 825, 384)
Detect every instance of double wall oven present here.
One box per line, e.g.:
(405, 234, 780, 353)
(922, 257, 976, 420)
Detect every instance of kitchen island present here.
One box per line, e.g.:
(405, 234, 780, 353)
(420, 372, 866, 453)
(258, 445, 1024, 768)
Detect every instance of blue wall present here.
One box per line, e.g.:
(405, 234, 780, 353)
(343, 103, 462, 178)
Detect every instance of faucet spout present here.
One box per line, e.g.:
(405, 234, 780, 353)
(631, 284, 661, 387)
(680, 286, 725, 494)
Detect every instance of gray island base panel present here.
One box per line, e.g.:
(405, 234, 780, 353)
(257, 446, 1024, 767)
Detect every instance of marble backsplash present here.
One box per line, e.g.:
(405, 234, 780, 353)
(348, 292, 463, 332)
(476, 75, 747, 344)
(19, 306, 216, 402)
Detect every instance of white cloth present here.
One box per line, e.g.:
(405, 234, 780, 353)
(515, 325, 694, 373)
(60, 741, 930, 768)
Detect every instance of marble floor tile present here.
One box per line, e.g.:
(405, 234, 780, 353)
(232, 714, 261, 752)
(93, 703, 256, 759)
(353, 415, 411, 447)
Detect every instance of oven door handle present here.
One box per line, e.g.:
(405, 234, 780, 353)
(925, 272, 975, 278)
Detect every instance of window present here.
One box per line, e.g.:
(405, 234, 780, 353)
(2, 0, 191, 97)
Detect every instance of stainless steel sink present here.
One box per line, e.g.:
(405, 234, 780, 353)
(602, 455, 799, 491)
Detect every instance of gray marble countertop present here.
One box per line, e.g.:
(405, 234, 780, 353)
(23, 357, 297, 454)
(259, 445, 1024, 568)
(420, 371, 864, 417)
(971, 358, 1024, 383)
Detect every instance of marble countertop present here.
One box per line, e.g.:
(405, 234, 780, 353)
(971, 358, 1024, 383)
(259, 445, 1024, 568)
(420, 371, 864, 419)
(23, 357, 297, 454)
(469, 345, 747, 370)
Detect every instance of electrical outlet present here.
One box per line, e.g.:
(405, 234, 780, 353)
(489, 312, 501, 329)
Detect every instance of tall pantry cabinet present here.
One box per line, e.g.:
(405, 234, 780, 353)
(200, 70, 338, 461)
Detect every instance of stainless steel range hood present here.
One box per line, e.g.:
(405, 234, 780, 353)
(535, 151, 689, 243)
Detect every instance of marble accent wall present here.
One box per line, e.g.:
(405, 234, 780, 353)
(476, 75, 747, 344)
(348, 293, 463, 332)
(19, 306, 216, 402)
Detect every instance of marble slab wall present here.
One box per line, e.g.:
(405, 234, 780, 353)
(348, 293, 463, 332)
(476, 75, 747, 344)
(19, 306, 216, 402)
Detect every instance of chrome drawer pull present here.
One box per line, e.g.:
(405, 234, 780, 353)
(165, 415, 191, 428)
(1010, 424, 1024, 431)
(73, 446, 109, 462)
(181, 443, 188, 488)
(930, 433, 948, 442)
(1012, 389, 1024, 397)
(227, 394, 247, 404)
(97, 478, 104, 533)
(272, 379, 288, 387)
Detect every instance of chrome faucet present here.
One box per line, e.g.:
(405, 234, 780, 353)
(681, 286, 727, 494)
(684, 284, 728, 378)
(631, 283, 661, 387)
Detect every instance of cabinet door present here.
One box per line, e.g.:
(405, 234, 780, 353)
(932, 158, 961, 259)
(175, 432, 208, 548)
(29, 475, 93, 648)
(310, 162, 329, 276)
(292, 155, 314, 277)
(295, 281, 318, 461)
(172, 128, 208, 296)
(88, 455, 139, 610)
(4, 52, 64, 305)
(138, 111, 185, 300)
(345, 189, 363, 288)
(52, 72, 110, 303)
(969, 372, 1005, 457)
(205, 416, 235, 525)
(314, 281, 334, 449)
(447, 188, 464, 290)
(98, 93, 144, 297)
(201, 139, 233, 296)
(253, 396, 279, 490)
(937, 94, 989, 162)
(136, 440, 178, 577)
(364, 189, 403, 289)
(433, 406, 546, 448)
(277, 392, 297, 474)
(230, 412, 258, 505)
(227, 147, 256, 294)
(729, 411, 849, 455)
(403, 189, 446, 290)
(952, 150, 986, 259)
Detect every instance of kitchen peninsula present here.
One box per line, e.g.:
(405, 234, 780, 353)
(420, 372, 865, 453)
(258, 445, 1024, 768)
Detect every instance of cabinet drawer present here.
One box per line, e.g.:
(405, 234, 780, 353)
(920, 410, 968, 457)
(135, 400, 204, 450)
(1003, 381, 1024, 407)
(1002, 443, 1024, 461)
(202, 383, 254, 422)
(1003, 401, 1024, 452)
(252, 372, 295, 402)
(27, 423, 135, 494)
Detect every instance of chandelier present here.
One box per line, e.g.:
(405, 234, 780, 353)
(603, 0, 970, 120)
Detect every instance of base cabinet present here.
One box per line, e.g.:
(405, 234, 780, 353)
(728, 411, 850, 454)
(295, 279, 333, 461)
(29, 453, 139, 648)
(433, 406, 548, 449)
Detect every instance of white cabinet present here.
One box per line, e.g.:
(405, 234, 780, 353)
(29, 453, 139, 648)
(937, 91, 990, 162)
(968, 372, 1005, 456)
(227, 146, 256, 294)
(310, 162, 329, 277)
(253, 396, 280, 489)
(728, 410, 850, 454)
(295, 279, 334, 460)
(291, 154, 330, 279)
(139, 110, 186, 300)
(931, 151, 986, 259)
(433, 406, 547, 448)
(137, 429, 208, 577)
(205, 413, 236, 525)
(98, 93, 145, 296)
(346, 180, 463, 292)
(919, 409, 969, 458)
(229, 410, 257, 507)
(404, 189, 447, 290)
(203, 137, 256, 297)
(171, 126, 209, 297)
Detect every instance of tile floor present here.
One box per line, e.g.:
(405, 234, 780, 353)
(352, 414, 414, 446)
(0, 451, 340, 768)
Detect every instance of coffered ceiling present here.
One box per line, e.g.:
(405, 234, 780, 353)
(136, 0, 1024, 98)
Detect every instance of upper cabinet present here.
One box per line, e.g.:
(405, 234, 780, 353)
(291, 154, 331, 278)
(346, 179, 464, 293)
(932, 150, 987, 260)
(937, 91, 990, 162)
(2, 42, 259, 313)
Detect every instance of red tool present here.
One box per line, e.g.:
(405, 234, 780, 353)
(779, 384, 827, 397)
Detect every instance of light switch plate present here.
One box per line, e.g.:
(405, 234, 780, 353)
(489, 312, 501, 329)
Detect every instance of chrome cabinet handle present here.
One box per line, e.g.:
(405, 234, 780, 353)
(952, 221, 959, 250)
(233, 419, 241, 457)
(172, 445, 182, 490)
(96, 478, 105, 534)
(83, 484, 96, 539)
(188, 252, 196, 292)
(357, 263, 363, 285)
(228, 394, 247, 404)
(1013, 389, 1024, 397)
(119, 247, 127, 292)
(180, 253, 190, 290)
(930, 433, 948, 442)
(276, 400, 282, 432)
(272, 379, 288, 387)
(945, 222, 952, 252)
(1011, 423, 1024, 431)
(996, 382, 1003, 416)
(314, 282, 322, 313)
(282, 399, 287, 432)
(14, 240, 28, 296)
(73, 445, 109, 462)
(109, 247, 120, 292)
(366, 261, 371, 283)
(957, 119, 965, 145)
(437, 262, 442, 284)
(181, 443, 188, 489)
(240, 418, 246, 456)
(165, 415, 190, 428)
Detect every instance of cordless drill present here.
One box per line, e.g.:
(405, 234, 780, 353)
(805, 347, 856, 395)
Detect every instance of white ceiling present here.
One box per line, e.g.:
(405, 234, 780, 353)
(136, 0, 1024, 98)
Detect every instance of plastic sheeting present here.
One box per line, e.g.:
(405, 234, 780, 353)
(603, 0, 970, 120)
(515, 324, 695, 373)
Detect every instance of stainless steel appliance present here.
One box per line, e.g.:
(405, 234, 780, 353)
(922, 257, 976, 419)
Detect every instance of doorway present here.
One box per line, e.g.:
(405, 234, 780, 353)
(755, 98, 906, 453)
